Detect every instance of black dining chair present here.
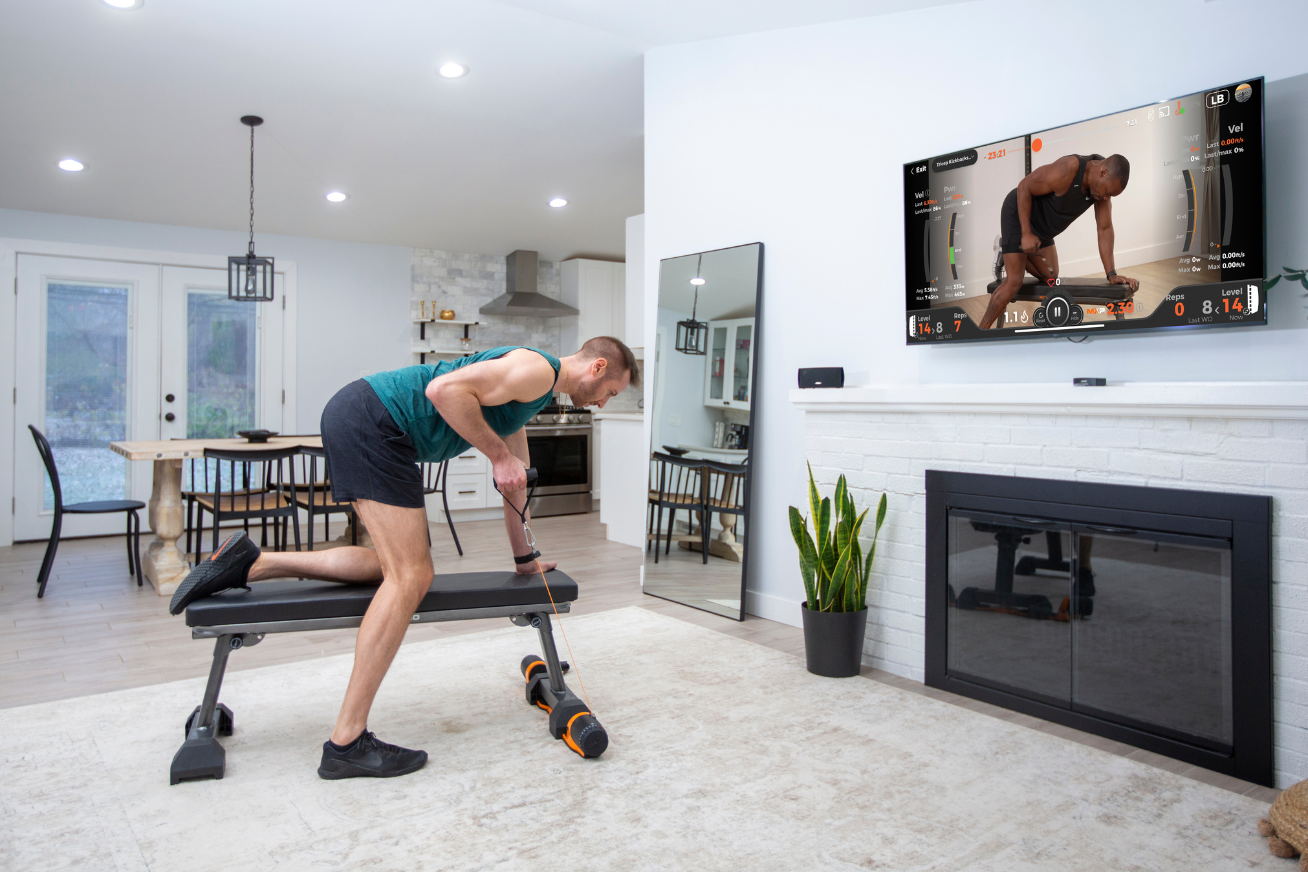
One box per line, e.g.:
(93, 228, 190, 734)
(292, 445, 357, 550)
(421, 460, 463, 556)
(28, 425, 144, 599)
(195, 446, 302, 558)
(647, 452, 709, 564)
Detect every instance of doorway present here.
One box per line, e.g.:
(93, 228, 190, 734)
(13, 255, 289, 541)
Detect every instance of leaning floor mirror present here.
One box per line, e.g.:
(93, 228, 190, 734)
(644, 243, 763, 620)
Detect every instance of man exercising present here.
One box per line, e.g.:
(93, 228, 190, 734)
(979, 153, 1140, 330)
(168, 337, 639, 779)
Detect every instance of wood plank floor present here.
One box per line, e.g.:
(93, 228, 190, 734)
(0, 513, 1276, 803)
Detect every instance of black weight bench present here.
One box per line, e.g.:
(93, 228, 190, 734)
(170, 569, 607, 785)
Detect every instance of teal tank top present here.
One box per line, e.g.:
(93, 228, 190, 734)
(362, 346, 559, 463)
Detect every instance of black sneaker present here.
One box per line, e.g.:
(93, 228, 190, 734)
(318, 730, 428, 780)
(168, 531, 260, 615)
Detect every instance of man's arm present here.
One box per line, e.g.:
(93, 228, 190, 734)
(425, 349, 556, 494)
(1015, 156, 1078, 254)
(499, 428, 556, 575)
(1094, 200, 1140, 291)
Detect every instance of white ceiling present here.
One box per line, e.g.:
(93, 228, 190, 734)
(494, 0, 969, 47)
(0, 0, 962, 261)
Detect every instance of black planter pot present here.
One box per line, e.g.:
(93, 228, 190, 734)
(801, 604, 869, 677)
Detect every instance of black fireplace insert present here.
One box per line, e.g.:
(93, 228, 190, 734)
(925, 470, 1272, 786)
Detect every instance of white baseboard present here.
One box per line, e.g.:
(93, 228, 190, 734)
(744, 589, 803, 627)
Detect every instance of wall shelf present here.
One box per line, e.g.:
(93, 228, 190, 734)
(413, 319, 480, 341)
(410, 346, 479, 363)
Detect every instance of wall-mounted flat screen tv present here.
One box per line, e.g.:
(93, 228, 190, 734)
(904, 77, 1265, 343)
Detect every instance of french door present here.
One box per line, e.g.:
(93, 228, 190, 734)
(14, 256, 161, 539)
(14, 256, 286, 541)
(159, 266, 283, 442)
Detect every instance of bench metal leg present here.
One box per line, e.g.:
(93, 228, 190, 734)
(517, 612, 608, 758)
(170, 632, 262, 785)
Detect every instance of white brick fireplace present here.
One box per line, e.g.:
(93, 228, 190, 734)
(792, 381, 1308, 787)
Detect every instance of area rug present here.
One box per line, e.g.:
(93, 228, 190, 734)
(0, 607, 1277, 871)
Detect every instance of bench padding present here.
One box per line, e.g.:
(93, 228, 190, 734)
(184, 570, 578, 627)
(985, 276, 1134, 302)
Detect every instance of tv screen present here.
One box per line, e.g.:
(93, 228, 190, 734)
(904, 77, 1265, 343)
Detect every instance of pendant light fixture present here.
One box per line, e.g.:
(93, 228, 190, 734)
(675, 254, 708, 355)
(228, 115, 274, 302)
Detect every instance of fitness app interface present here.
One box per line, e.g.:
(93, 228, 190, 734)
(904, 78, 1265, 343)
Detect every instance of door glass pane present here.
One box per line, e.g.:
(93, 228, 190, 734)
(1072, 533, 1233, 747)
(947, 512, 1072, 702)
(44, 283, 129, 509)
(188, 292, 257, 439)
(709, 327, 727, 400)
(732, 324, 751, 403)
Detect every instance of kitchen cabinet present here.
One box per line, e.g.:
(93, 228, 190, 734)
(426, 447, 504, 517)
(703, 318, 755, 411)
(560, 259, 626, 354)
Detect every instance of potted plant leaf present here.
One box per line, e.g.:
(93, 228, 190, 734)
(789, 463, 887, 677)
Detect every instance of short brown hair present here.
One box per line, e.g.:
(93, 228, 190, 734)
(579, 336, 641, 389)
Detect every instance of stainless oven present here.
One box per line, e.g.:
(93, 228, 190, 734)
(524, 423, 592, 516)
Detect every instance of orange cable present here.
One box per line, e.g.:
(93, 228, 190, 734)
(536, 551, 593, 714)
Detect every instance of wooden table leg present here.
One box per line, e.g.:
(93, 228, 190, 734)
(336, 512, 374, 549)
(142, 458, 188, 596)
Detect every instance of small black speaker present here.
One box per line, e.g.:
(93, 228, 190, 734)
(798, 367, 844, 389)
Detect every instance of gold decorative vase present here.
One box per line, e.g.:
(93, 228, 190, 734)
(439, 309, 456, 321)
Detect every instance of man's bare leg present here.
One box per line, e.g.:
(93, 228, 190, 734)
(329, 499, 433, 745)
(979, 252, 1029, 329)
(246, 545, 383, 583)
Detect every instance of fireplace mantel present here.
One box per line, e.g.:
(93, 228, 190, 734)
(790, 382, 1308, 419)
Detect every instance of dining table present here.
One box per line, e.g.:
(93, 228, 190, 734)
(109, 436, 323, 596)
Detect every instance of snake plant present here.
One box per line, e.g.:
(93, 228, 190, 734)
(789, 463, 887, 613)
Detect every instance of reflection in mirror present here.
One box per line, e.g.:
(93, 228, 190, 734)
(644, 243, 762, 620)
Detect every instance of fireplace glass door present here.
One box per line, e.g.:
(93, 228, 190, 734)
(1070, 528, 1233, 749)
(947, 511, 1074, 705)
(946, 510, 1234, 753)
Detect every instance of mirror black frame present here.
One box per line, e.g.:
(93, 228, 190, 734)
(644, 242, 763, 622)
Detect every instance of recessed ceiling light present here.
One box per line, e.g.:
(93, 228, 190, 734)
(439, 62, 469, 79)
(549, 198, 567, 208)
(689, 277, 705, 285)
(58, 159, 84, 172)
(103, 0, 144, 9)
(326, 191, 348, 202)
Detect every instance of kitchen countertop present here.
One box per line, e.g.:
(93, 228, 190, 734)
(591, 412, 644, 422)
(680, 444, 748, 456)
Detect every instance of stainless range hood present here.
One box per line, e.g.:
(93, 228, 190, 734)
(479, 250, 579, 317)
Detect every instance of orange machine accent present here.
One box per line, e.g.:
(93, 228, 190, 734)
(563, 711, 591, 756)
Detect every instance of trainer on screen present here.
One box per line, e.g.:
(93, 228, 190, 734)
(979, 153, 1140, 330)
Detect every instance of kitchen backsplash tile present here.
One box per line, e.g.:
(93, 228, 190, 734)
(412, 249, 561, 355)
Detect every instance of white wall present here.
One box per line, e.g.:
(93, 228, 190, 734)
(0, 208, 411, 432)
(644, 0, 1308, 624)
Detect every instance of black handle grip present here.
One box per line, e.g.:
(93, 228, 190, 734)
(492, 467, 538, 496)
(164, 412, 175, 422)
(494, 467, 537, 491)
